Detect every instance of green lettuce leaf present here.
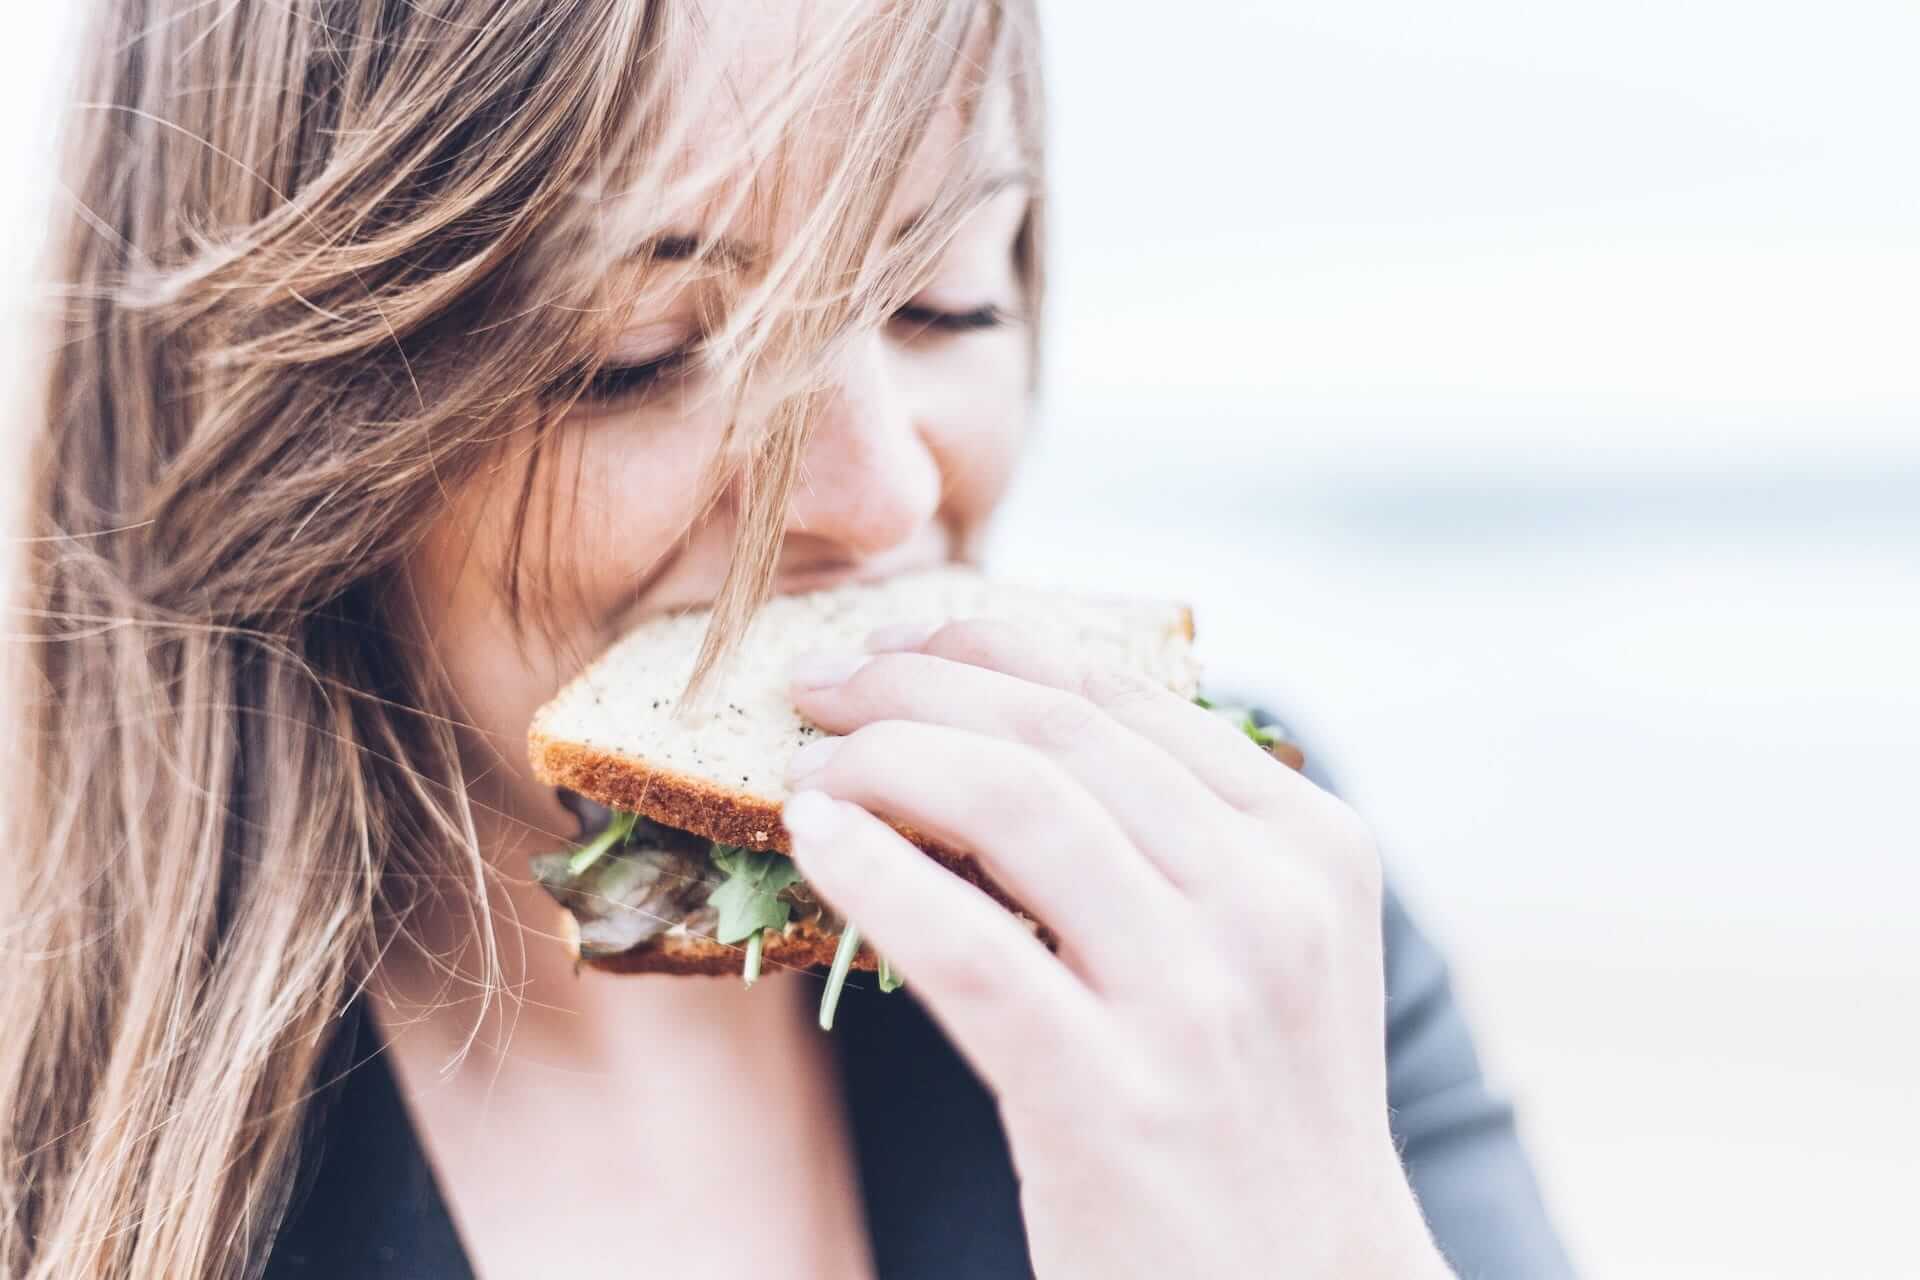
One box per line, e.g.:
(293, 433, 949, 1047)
(1246, 718, 1288, 748)
(706, 844, 801, 945)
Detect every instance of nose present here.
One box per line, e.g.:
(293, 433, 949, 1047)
(780, 331, 940, 558)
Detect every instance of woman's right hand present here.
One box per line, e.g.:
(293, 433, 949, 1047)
(783, 619, 1451, 1279)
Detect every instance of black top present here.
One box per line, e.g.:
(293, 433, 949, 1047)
(266, 733, 1577, 1279)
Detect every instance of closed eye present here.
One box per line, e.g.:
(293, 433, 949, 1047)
(578, 348, 698, 404)
(890, 302, 1012, 336)
(568, 303, 1008, 406)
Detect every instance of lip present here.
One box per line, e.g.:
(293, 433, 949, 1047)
(769, 552, 948, 602)
(772, 538, 958, 597)
(769, 558, 914, 597)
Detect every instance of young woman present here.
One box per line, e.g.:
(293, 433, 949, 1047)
(3, 2, 1574, 1277)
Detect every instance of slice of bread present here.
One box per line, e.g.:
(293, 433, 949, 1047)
(528, 565, 1199, 976)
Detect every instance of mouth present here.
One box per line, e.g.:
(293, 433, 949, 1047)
(611, 534, 958, 637)
(556, 786, 618, 841)
(768, 557, 904, 596)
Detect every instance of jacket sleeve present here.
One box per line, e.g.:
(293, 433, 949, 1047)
(1382, 884, 1578, 1278)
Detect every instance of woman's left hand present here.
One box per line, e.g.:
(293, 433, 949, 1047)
(782, 619, 1454, 1280)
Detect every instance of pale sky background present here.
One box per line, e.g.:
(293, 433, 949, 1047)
(1040, 1, 1920, 458)
(1017, 8, 1918, 1278)
(4, 5, 1916, 1278)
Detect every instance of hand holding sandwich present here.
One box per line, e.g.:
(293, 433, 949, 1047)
(783, 618, 1455, 1280)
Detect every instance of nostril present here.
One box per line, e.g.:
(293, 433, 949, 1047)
(555, 788, 614, 840)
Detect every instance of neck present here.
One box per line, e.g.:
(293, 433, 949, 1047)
(353, 765, 875, 1280)
(364, 830, 872, 1280)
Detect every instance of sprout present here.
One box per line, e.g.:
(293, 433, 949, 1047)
(818, 925, 862, 1030)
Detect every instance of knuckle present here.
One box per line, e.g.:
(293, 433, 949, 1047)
(1319, 793, 1373, 849)
(1285, 878, 1343, 973)
(1226, 867, 1345, 1024)
(1002, 749, 1083, 831)
(1268, 877, 1359, 1020)
(921, 931, 1004, 1008)
(1315, 800, 1384, 905)
(1076, 663, 1157, 713)
(925, 617, 1014, 668)
(842, 652, 912, 704)
(1017, 690, 1106, 755)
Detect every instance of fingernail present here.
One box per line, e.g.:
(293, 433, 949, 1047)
(782, 789, 840, 843)
(789, 651, 869, 691)
(786, 734, 842, 785)
(865, 621, 938, 653)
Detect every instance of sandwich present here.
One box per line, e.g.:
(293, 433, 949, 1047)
(526, 565, 1297, 1027)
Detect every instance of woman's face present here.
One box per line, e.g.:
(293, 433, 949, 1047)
(403, 12, 1032, 855)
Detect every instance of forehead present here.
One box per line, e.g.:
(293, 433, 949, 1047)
(665, 0, 1021, 247)
(692, 0, 869, 90)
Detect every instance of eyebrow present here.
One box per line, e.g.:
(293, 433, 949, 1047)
(631, 172, 1030, 270)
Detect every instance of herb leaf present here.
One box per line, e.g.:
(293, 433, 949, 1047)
(707, 844, 801, 945)
(567, 810, 637, 876)
(1246, 718, 1288, 748)
(1194, 694, 1289, 750)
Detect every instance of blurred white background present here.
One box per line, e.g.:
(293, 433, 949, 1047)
(5, 4, 1915, 1277)
(994, 4, 1918, 1278)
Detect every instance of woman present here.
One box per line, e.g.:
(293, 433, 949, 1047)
(3, 2, 1573, 1277)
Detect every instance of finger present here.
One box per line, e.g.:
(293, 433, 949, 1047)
(873, 617, 1321, 821)
(786, 718, 1188, 984)
(792, 649, 1237, 894)
(781, 790, 1106, 1089)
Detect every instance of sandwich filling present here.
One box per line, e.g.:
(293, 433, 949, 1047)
(531, 813, 900, 1028)
(532, 698, 1288, 1028)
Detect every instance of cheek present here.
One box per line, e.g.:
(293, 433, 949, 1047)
(416, 409, 718, 645)
(399, 406, 727, 830)
(544, 405, 724, 621)
(401, 469, 576, 844)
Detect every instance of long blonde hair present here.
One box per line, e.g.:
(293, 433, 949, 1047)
(0, 2, 1044, 1275)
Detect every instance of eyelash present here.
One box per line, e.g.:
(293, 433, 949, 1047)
(579, 349, 695, 403)
(891, 302, 1010, 334)
(576, 304, 1011, 405)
